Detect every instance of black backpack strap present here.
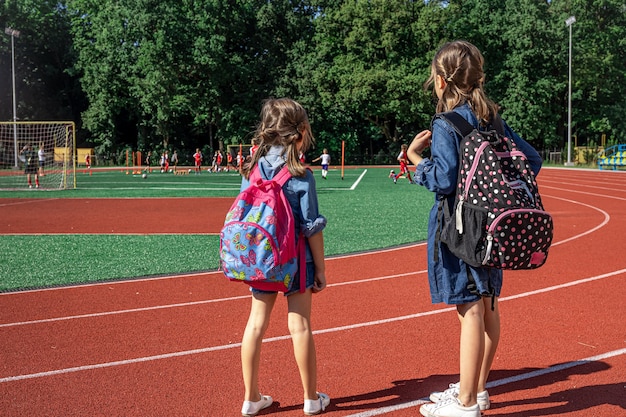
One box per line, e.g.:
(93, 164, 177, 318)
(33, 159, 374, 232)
(435, 111, 476, 137)
(491, 113, 506, 136)
(435, 111, 506, 137)
(433, 197, 445, 263)
(431, 111, 472, 263)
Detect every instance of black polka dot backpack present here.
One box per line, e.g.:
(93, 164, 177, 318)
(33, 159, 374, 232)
(435, 111, 554, 270)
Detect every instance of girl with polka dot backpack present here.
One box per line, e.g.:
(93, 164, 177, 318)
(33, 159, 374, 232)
(408, 41, 552, 417)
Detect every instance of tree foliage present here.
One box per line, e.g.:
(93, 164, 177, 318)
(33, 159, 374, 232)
(1, 0, 625, 163)
(0, 0, 83, 123)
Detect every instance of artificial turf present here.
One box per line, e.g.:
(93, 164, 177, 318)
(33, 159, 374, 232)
(0, 167, 433, 291)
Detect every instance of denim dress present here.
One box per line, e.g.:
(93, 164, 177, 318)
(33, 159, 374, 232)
(413, 104, 543, 305)
(240, 146, 327, 294)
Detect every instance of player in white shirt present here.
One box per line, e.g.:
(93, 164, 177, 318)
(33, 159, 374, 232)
(38, 143, 46, 177)
(312, 148, 331, 179)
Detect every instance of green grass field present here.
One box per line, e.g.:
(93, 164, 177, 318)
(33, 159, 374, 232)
(0, 167, 433, 291)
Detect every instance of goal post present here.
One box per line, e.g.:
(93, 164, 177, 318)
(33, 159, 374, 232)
(226, 144, 252, 167)
(0, 121, 76, 190)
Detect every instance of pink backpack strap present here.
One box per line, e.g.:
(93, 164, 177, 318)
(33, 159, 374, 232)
(269, 166, 306, 292)
(249, 165, 292, 185)
(297, 233, 306, 293)
(271, 165, 292, 185)
(271, 166, 307, 293)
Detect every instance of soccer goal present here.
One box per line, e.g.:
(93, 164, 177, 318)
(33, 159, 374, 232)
(0, 122, 76, 190)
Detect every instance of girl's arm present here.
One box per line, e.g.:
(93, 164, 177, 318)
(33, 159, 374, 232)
(307, 231, 326, 292)
(298, 169, 327, 292)
(410, 122, 459, 195)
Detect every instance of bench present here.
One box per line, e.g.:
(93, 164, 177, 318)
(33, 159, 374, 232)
(598, 144, 626, 170)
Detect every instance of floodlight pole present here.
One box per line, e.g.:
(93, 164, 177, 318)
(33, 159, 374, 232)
(5, 27, 20, 168)
(565, 16, 575, 166)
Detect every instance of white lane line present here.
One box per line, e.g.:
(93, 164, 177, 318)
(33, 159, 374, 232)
(1, 268, 624, 383)
(342, 348, 626, 417)
(0, 198, 60, 207)
(544, 195, 610, 247)
(0, 272, 423, 328)
(318, 169, 367, 191)
(542, 184, 626, 201)
(0, 295, 250, 328)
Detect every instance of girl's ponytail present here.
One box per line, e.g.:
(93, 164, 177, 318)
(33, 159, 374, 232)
(426, 40, 499, 125)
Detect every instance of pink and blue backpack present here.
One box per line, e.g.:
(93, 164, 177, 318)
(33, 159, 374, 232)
(220, 165, 305, 292)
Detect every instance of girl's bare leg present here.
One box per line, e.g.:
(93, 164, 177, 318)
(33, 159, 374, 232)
(241, 292, 277, 401)
(456, 300, 485, 407)
(479, 296, 500, 392)
(287, 289, 318, 400)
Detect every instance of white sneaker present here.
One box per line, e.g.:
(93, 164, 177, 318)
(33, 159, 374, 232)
(303, 392, 330, 415)
(420, 397, 480, 417)
(241, 394, 273, 417)
(429, 382, 490, 410)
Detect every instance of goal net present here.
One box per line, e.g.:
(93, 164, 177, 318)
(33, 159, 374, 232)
(0, 122, 76, 190)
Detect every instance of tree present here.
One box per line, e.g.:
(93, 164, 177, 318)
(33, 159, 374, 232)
(68, 0, 139, 154)
(300, 0, 449, 161)
(447, 0, 626, 150)
(0, 1, 84, 124)
(5, 0, 626, 160)
(559, 0, 626, 145)
(68, 0, 317, 157)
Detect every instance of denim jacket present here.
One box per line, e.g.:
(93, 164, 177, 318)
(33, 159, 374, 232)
(240, 146, 327, 263)
(413, 104, 543, 304)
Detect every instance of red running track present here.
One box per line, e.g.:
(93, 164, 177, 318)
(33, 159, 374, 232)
(0, 168, 625, 416)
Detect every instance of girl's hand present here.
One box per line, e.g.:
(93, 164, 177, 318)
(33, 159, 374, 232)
(409, 130, 432, 154)
(312, 272, 327, 293)
(407, 130, 432, 165)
